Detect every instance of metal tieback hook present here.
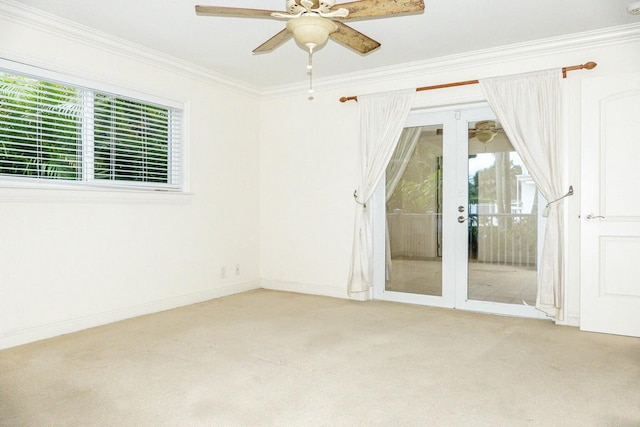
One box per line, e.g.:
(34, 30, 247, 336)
(353, 190, 366, 209)
(543, 185, 574, 217)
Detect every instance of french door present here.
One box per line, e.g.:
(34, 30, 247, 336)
(373, 105, 545, 318)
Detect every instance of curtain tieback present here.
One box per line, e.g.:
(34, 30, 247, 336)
(353, 190, 367, 209)
(543, 185, 573, 217)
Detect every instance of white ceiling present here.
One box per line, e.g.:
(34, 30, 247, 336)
(11, 0, 640, 89)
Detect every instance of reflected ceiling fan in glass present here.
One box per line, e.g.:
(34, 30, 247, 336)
(470, 120, 499, 152)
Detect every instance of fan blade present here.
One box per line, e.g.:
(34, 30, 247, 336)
(330, 22, 380, 54)
(195, 5, 280, 18)
(253, 29, 293, 53)
(332, 0, 425, 20)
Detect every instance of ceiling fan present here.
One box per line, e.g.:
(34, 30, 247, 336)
(195, 0, 425, 98)
(195, 0, 425, 54)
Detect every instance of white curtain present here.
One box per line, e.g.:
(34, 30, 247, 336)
(348, 89, 415, 295)
(384, 127, 422, 280)
(479, 68, 564, 319)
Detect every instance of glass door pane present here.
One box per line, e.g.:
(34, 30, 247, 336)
(385, 125, 443, 296)
(466, 120, 538, 306)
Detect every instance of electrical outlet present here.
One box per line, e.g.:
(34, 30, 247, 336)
(235, 264, 240, 275)
(220, 266, 226, 278)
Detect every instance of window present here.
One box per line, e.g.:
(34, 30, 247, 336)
(0, 69, 182, 190)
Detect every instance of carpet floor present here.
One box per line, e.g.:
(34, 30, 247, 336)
(1, 289, 639, 426)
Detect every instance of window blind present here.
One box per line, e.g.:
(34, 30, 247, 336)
(0, 70, 182, 190)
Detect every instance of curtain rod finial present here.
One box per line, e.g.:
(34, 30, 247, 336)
(584, 62, 597, 70)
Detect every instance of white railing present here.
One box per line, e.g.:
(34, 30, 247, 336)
(387, 212, 441, 259)
(387, 212, 537, 267)
(473, 213, 537, 267)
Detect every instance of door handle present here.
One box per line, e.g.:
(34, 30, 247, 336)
(585, 213, 605, 220)
(457, 216, 468, 223)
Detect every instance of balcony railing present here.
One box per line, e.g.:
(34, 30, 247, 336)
(387, 212, 537, 267)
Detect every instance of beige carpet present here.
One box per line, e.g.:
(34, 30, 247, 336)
(1, 289, 639, 426)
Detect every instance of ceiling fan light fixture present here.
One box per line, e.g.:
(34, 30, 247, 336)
(286, 15, 338, 51)
(285, 14, 338, 100)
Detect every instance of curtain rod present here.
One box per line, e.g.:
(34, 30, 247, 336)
(338, 61, 597, 103)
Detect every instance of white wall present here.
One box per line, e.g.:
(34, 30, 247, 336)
(259, 93, 359, 298)
(259, 26, 640, 324)
(0, 6, 261, 348)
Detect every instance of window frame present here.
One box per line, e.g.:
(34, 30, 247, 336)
(0, 60, 184, 193)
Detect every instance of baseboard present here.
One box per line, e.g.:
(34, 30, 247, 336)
(565, 313, 580, 327)
(260, 279, 350, 300)
(0, 280, 260, 350)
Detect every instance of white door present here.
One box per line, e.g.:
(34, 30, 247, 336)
(580, 73, 640, 337)
(373, 105, 544, 318)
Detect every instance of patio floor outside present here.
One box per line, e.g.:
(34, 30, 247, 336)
(386, 258, 537, 305)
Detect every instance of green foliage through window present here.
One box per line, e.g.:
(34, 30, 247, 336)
(0, 75, 81, 179)
(0, 70, 182, 189)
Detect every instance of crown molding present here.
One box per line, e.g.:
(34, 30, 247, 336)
(262, 22, 640, 99)
(2, 0, 639, 102)
(0, 0, 261, 98)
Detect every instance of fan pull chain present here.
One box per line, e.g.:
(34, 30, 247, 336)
(307, 47, 314, 100)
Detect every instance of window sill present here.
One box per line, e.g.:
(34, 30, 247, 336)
(0, 184, 193, 204)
